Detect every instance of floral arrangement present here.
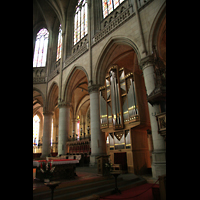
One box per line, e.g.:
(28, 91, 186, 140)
(40, 160, 55, 181)
(104, 162, 113, 176)
(105, 162, 112, 169)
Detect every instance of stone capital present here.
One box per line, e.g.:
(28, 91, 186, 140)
(58, 102, 71, 108)
(87, 0, 91, 8)
(43, 111, 54, 116)
(140, 55, 155, 71)
(88, 85, 100, 94)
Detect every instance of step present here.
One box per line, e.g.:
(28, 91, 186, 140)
(52, 178, 127, 200)
(33, 174, 146, 200)
(77, 177, 147, 200)
(33, 176, 120, 200)
(33, 175, 107, 194)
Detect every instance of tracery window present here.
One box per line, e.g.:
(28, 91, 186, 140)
(33, 114, 40, 145)
(74, 0, 88, 45)
(77, 115, 80, 140)
(51, 119, 54, 146)
(33, 28, 49, 67)
(56, 24, 62, 61)
(102, 0, 125, 18)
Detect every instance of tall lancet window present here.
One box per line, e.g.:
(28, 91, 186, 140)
(56, 24, 62, 61)
(33, 114, 40, 145)
(51, 119, 54, 146)
(74, 0, 88, 45)
(33, 28, 49, 67)
(102, 0, 125, 18)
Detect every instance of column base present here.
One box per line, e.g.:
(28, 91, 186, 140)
(151, 150, 166, 179)
(152, 163, 166, 179)
(89, 155, 97, 167)
(57, 143, 66, 156)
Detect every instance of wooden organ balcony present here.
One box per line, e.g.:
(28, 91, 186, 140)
(99, 65, 140, 131)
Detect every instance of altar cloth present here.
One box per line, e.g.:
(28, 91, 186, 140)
(33, 159, 79, 167)
(33, 159, 79, 181)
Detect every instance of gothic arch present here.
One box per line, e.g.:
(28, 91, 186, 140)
(95, 36, 141, 86)
(33, 87, 45, 107)
(148, 2, 166, 56)
(63, 65, 89, 103)
(47, 82, 59, 112)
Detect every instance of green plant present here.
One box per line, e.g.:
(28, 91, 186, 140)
(105, 162, 112, 169)
(40, 161, 55, 180)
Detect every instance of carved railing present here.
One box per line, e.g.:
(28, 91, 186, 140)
(92, 1, 134, 46)
(156, 112, 166, 140)
(48, 61, 60, 82)
(137, 0, 153, 10)
(33, 67, 46, 84)
(36, 0, 154, 75)
(61, 0, 154, 69)
(63, 35, 89, 69)
(72, 36, 88, 55)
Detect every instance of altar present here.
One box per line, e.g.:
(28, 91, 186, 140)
(33, 159, 79, 181)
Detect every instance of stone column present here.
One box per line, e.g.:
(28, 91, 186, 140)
(141, 55, 166, 178)
(57, 102, 70, 156)
(41, 111, 53, 158)
(88, 85, 106, 166)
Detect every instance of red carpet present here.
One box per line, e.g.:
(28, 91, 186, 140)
(100, 183, 158, 200)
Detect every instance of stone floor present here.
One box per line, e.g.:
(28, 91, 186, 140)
(33, 166, 160, 200)
(33, 166, 157, 189)
(33, 166, 102, 188)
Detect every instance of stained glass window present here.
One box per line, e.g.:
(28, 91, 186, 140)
(33, 114, 40, 146)
(74, 0, 88, 45)
(33, 28, 49, 67)
(102, 0, 125, 18)
(51, 119, 53, 146)
(75, 115, 80, 140)
(56, 24, 62, 61)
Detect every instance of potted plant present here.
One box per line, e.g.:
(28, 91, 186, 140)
(40, 160, 55, 182)
(104, 162, 112, 176)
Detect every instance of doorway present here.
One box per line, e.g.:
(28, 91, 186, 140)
(114, 152, 127, 171)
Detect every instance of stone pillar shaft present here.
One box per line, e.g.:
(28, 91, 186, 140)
(88, 85, 106, 166)
(141, 56, 166, 178)
(41, 111, 53, 158)
(58, 103, 70, 156)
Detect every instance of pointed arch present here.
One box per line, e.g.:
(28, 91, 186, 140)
(63, 65, 89, 103)
(33, 87, 45, 106)
(47, 82, 59, 112)
(148, 2, 166, 55)
(94, 36, 141, 86)
(33, 28, 49, 67)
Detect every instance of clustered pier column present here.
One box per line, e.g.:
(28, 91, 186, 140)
(88, 85, 106, 167)
(41, 111, 53, 158)
(141, 55, 166, 179)
(57, 102, 70, 156)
